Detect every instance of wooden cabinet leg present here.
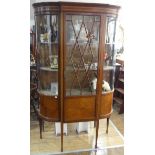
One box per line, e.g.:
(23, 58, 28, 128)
(95, 120, 99, 148)
(94, 121, 96, 128)
(39, 118, 42, 139)
(42, 120, 44, 132)
(106, 118, 109, 134)
(61, 122, 63, 152)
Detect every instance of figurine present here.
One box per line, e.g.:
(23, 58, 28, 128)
(30, 54, 35, 66)
(91, 78, 111, 92)
(102, 80, 111, 91)
(91, 78, 97, 91)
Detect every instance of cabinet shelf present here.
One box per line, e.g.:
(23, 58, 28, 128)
(104, 66, 114, 70)
(105, 42, 116, 45)
(38, 89, 113, 96)
(65, 68, 97, 71)
(65, 66, 114, 71)
(66, 89, 96, 96)
(39, 42, 58, 45)
(40, 67, 58, 71)
(38, 90, 58, 96)
(66, 41, 99, 46)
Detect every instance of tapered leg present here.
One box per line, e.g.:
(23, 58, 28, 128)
(39, 118, 42, 139)
(106, 118, 109, 134)
(94, 121, 96, 128)
(61, 122, 63, 152)
(42, 121, 44, 132)
(95, 120, 99, 148)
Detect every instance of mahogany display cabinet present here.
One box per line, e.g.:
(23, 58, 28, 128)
(33, 1, 120, 151)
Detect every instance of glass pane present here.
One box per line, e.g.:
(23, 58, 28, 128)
(106, 17, 116, 44)
(36, 15, 59, 96)
(103, 16, 116, 93)
(65, 15, 100, 96)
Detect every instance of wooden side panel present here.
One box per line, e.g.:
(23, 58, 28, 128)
(64, 96, 96, 122)
(99, 92, 113, 117)
(40, 95, 59, 120)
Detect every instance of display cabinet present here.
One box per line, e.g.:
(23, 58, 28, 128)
(33, 2, 120, 151)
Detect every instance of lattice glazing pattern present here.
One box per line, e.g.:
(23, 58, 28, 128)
(65, 15, 100, 96)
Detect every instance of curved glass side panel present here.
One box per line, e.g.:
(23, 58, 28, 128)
(65, 15, 100, 96)
(35, 15, 59, 96)
(102, 16, 117, 93)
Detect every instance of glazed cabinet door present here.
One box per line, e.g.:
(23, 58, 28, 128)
(103, 16, 117, 93)
(100, 15, 117, 117)
(64, 14, 100, 96)
(63, 14, 101, 122)
(35, 14, 59, 119)
(35, 14, 59, 96)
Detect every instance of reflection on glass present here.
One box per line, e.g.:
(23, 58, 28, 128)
(103, 16, 117, 93)
(36, 15, 59, 96)
(65, 15, 100, 96)
(106, 17, 116, 44)
(36, 15, 58, 44)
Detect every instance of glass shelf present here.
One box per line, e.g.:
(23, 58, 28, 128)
(101, 89, 114, 95)
(66, 89, 96, 96)
(104, 66, 114, 70)
(65, 66, 114, 71)
(65, 68, 98, 71)
(66, 41, 99, 46)
(65, 88, 114, 96)
(39, 42, 58, 45)
(40, 67, 58, 71)
(105, 42, 116, 45)
(38, 89, 113, 96)
(38, 90, 58, 96)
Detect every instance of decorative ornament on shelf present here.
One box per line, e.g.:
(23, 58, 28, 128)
(30, 54, 35, 66)
(102, 80, 111, 91)
(49, 55, 58, 69)
(90, 78, 111, 92)
(91, 78, 97, 91)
